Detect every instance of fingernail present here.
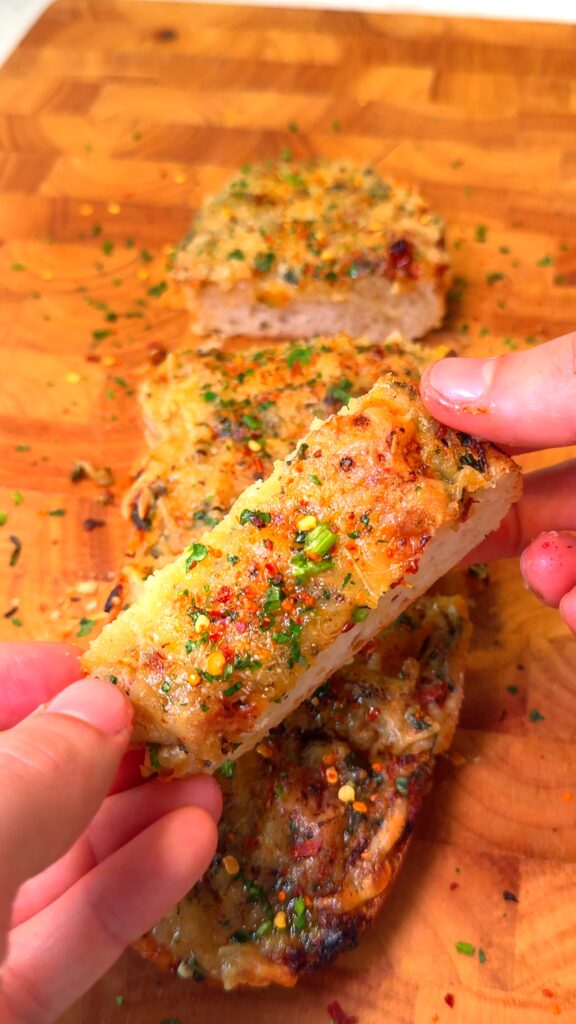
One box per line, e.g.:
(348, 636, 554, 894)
(48, 679, 132, 737)
(425, 357, 496, 408)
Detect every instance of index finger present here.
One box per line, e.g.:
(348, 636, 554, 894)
(420, 333, 576, 452)
(0, 643, 82, 729)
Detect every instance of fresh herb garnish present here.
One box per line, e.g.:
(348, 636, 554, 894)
(253, 252, 275, 273)
(239, 509, 271, 528)
(185, 542, 209, 570)
(455, 941, 475, 956)
(148, 281, 168, 297)
(76, 617, 96, 637)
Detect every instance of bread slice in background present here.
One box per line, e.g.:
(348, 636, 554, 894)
(84, 376, 521, 776)
(174, 162, 449, 341)
(137, 595, 471, 989)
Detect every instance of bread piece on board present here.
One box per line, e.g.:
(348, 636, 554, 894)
(83, 376, 521, 775)
(137, 595, 470, 989)
(174, 162, 449, 341)
(121, 333, 447, 589)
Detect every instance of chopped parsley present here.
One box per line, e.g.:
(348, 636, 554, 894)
(239, 509, 271, 528)
(537, 254, 553, 267)
(76, 617, 96, 637)
(227, 249, 245, 260)
(327, 377, 353, 405)
(147, 281, 168, 297)
(253, 252, 275, 273)
(352, 605, 370, 623)
(310, 474, 322, 487)
(185, 542, 209, 570)
(486, 271, 504, 285)
(475, 225, 487, 243)
(219, 760, 236, 778)
(529, 708, 544, 722)
(48, 508, 65, 517)
(286, 344, 313, 368)
(12, 490, 23, 506)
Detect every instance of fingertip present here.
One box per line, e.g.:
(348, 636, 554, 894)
(47, 678, 132, 738)
(520, 531, 576, 608)
(559, 587, 576, 636)
(175, 774, 223, 823)
(0, 643, 84, 730)
(157, 805, 219, 883)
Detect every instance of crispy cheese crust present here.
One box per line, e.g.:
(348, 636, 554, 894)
(84, 376, 519, 775)
(174, 162, 449, 340)
(122, 334, 446, 587)
(137, 596, 471, 989)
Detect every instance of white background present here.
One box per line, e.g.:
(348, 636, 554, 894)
(0, 0, 573, 68)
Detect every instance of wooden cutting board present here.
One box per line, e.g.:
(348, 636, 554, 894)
(1, 2, 576, 1021)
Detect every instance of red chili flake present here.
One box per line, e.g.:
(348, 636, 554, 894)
(263, 538, 274, 550)
(388, 238, 416, 276)
(327, 1000, 357, 1024)
(542, 989, 555, 999)
(367, 706, 380, 722)
(449, 882, 460, 891)
(293, 838, 322, 859)
(147, 342, 167, 365)
(215, 586, 232, 603)
(444, 993, 455, 1008)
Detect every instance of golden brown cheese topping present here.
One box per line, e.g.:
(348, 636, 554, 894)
(84, 375, 504, 774)
(123, 334, 446, 583)
(138, 596, 470, 990)
(174, 161, 448, 297)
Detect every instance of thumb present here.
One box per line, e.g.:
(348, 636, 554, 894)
(0, 679, 131, 946)
(420, 333, 576, 451)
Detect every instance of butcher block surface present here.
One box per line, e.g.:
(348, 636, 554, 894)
(1, 2, 576, 1021)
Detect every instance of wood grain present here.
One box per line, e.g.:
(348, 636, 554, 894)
(0, 2, 575, 1021)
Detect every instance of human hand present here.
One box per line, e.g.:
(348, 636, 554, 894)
(0, 643, 221, 1024)
(420, 332, 576, 633)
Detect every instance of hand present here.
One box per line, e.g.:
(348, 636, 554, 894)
(420, 332, 576, 633)
(0, 643, 222, 1024)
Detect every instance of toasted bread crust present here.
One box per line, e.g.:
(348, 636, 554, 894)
(84, 376, 520, 775)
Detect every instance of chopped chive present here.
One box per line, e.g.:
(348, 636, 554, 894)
(304, 523, 337, 558)
(455, 941, 475, 956)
